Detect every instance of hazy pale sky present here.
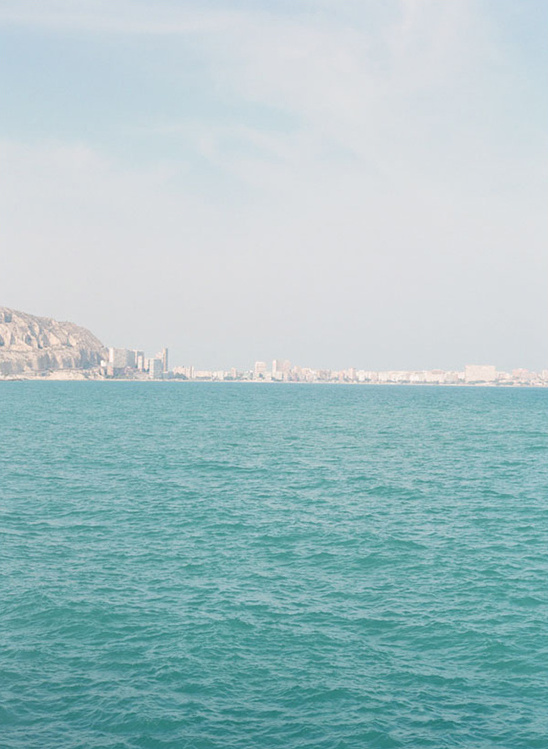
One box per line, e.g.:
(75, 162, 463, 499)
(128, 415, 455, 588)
(0, 0, 546, 370)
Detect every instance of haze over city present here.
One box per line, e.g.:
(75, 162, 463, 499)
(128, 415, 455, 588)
(1, 0, 546, 371)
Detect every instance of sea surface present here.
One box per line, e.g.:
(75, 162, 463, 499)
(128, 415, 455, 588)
(1, 382, 547, 749)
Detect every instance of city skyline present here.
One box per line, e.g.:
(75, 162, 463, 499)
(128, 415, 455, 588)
(2, 301, 546, 380)
(103, 346, 548, 387)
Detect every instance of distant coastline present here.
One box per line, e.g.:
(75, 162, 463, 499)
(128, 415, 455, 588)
(1, 306, 546, 387)
(1, 374, 547, 388)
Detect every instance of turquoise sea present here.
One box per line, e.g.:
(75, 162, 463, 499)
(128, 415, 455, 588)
(1, 382, 547, 748)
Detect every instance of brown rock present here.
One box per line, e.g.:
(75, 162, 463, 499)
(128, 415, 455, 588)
(0, 306, 107, 375)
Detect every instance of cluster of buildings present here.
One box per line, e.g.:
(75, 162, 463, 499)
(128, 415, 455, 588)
(104, 347, 169, 378)
(105, 351, 548, 386)
(183, 362, 547, 386)
(104, 349, 548, 386)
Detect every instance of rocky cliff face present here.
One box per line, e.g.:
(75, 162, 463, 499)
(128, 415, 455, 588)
(0, 307, 107, 376)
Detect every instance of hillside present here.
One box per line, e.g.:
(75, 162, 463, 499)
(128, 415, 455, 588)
(0, 307, 106, 376)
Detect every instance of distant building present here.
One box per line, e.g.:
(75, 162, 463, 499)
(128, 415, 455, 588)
(254, 361, 267, 379)
(172, 365, 194, 379)
(134, 351, 145, 371)
(108, 347, 134, 369)
(108, 348, 128, 369)
(317, 369, 332, 381)
(512, 369, 534, 382)
(272, 359, 291, 380)
(154, 348, 169, 373)
(464, 364, 497, 383)
(424, 370, 445, 383)
(149, 358, 163, 379)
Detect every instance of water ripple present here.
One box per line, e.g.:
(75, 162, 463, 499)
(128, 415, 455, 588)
(1, 383, 547, 748)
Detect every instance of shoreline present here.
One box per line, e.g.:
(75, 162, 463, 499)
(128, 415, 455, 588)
(1, 376, 546, 389)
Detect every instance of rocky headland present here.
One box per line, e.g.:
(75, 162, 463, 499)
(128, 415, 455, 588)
(0, 306, 107, 377)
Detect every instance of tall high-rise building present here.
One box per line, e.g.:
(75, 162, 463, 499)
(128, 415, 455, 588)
(272, 359, 291, 379)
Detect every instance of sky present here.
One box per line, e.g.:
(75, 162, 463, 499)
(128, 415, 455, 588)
(0, 0, 546, 371)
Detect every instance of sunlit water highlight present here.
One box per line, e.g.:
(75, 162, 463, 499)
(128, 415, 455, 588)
(1, 383, 547, 748)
